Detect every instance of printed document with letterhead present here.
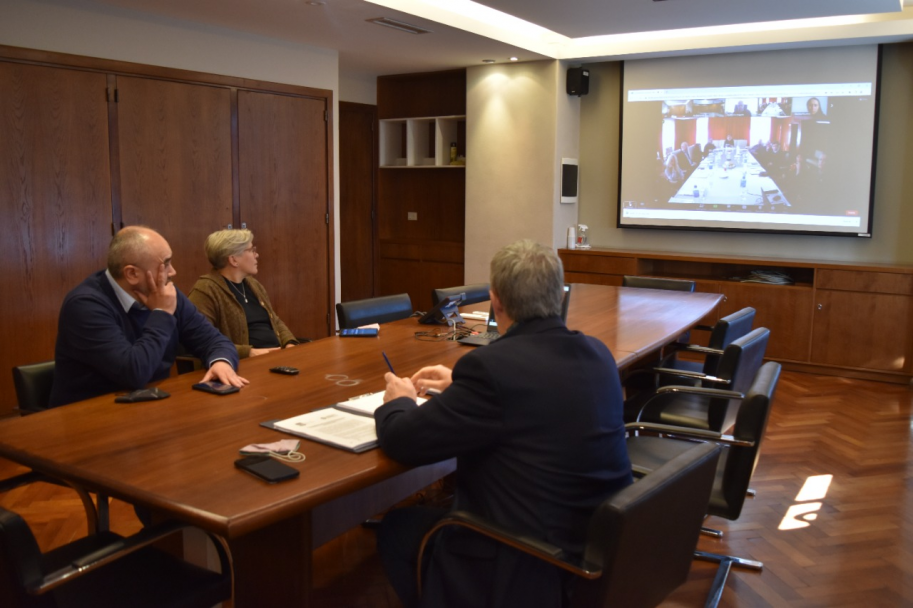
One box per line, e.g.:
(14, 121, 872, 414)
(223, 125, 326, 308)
(269, 391, 426, 452)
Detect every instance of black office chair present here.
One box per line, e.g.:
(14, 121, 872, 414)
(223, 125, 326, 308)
(336, 293, 413, 329)
(416, 442, 721, 608)
(659, 306, 757, 381)
(12, 362, 56, 414)
(10, 361, 109, 533)
(0, 505, 232, 608)
(625, 327, 770, 434)
(625, 361, 782, 608)
(622, 276, 696, 292)
(431, 283, 490, 307)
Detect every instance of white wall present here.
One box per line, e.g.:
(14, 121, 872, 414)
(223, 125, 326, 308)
(465, 60, 580, 282)
(578, 45, 913, 265)
(339, 73, 377, 105)
(1, 0, 344, 299)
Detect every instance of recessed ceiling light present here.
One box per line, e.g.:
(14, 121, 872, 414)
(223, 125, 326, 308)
(482, 59, 496, 63)
(509, 57, 518, 61)
(306, 1, 325, 5)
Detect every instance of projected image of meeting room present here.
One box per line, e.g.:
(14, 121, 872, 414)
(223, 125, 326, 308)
(626, 84, 871, 234)
(618, 46, 879, 238)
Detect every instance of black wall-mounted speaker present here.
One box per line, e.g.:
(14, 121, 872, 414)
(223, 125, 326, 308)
(567, 67, 589, 96)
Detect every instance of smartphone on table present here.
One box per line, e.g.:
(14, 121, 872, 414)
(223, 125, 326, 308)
(234, 455, 300, 483)
(339, 328, 379, 337)
(192, 381, 240, 395)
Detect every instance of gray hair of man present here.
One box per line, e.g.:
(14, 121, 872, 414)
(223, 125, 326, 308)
(204, 229, 254, 270)
(490, 239, 565, 322)
(107, 225, 155, 279)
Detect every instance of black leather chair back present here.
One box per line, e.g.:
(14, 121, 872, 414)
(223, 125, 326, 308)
(573, 442, 720, 608)
(710, 327, 770, 432)
(622, 276, 696, 292)
(12, 361, 55, 414)
(712, 361, 781, 521)
(702, 307, 757, 375)
(336, 293, 413, 329)
(431, 283, 490, 307)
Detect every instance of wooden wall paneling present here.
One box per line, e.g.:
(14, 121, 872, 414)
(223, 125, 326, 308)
(377, 69, 467, 120)
(339, 102, 377, 303)
(115, 76, 233, 295)
(375, 257, 423, 309)
(238, 90, 331, 340)
(377, 169, 465, 243)
(811, 290, 913, 372)
(719, 282, 813, 362)
(0, 62, 113, 413)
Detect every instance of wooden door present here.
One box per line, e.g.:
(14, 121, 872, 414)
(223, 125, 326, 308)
(238, 91, 331, 340)
(339, 102, 376, 302)
(115, 76, 233, 295)
(719, 282, 813, 362)
(812, 290, 912, 372)
(0, 62, 112, 413)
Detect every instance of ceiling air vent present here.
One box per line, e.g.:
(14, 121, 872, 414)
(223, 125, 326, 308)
(367, 17, 432, 35)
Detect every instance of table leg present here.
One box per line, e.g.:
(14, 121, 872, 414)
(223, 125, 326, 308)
(229, 511, 313, 607)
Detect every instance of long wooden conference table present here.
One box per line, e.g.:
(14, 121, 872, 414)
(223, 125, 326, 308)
(0, 284, 721, 606)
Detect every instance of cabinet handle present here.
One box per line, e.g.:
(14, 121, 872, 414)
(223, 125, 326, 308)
(722, 295, 727, 302)
(226, 224, 232, 229)
(817, 303, 823, 310)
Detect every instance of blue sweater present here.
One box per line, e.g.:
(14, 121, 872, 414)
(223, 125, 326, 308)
(49, 270, 238, 407)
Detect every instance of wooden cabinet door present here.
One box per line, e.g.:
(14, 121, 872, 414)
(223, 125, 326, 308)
(238, 91, 331, 340)
(0, 62, 112, 413)
(116, 76, 233, 295)
(811, 290, 912, 372)
(719, 282, 813, 361)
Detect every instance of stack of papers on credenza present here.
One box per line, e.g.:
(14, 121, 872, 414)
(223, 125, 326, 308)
(266, 391, 426, 453)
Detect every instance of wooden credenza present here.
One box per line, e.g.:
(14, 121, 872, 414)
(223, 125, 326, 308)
(559, 248, 913, 383)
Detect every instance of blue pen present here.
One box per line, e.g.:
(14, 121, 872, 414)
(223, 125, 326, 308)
(382, 351, 396, 375)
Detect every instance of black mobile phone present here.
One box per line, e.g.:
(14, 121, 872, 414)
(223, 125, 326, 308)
(192, 381, 240, 395)
(339, 328, 379, 337)
(234, 455, 299, 483)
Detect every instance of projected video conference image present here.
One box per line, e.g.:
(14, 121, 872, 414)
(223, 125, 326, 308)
(619, 47, 879, 237)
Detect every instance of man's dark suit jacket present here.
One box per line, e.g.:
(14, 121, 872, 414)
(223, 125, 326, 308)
(49, 270, 238, 407)
(375, 316, 632, 607)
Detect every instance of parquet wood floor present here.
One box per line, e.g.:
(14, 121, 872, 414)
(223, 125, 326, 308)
(2, 370, 911, 607)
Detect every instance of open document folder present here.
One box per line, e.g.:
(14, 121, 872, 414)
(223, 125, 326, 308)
(263, 391, 426, 453)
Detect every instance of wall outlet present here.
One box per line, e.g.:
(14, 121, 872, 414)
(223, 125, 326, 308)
(407, 212, 418, 221)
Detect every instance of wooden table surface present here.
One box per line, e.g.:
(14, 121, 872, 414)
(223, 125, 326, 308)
(0, 284, 721, 606)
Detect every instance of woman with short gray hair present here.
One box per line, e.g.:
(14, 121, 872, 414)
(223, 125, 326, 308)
(189, 229, 301, 358)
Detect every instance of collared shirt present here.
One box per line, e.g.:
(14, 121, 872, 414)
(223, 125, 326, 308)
(105, 269, 139, 313)
(104, 269, 233, 370)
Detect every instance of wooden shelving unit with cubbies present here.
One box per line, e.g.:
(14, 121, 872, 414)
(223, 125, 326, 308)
(379, 115, 466, 168)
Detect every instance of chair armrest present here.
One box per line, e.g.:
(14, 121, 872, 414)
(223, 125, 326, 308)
(654, 385, 743, 399)
(0, 471, 47, 493)
(679, 344, 724, 356)
(625, 422, 755, 448)
(417, 511, 602, 590)
(652, 368, 731, 385)
(626, 422, 723, 441)
(33, 520, 229, 594)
